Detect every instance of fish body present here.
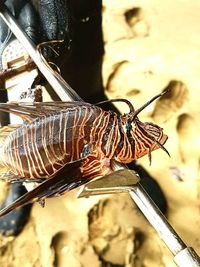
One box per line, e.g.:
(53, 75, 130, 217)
(0, 100, 168, 216)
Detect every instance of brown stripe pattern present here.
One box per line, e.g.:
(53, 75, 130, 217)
(0, 103, 167, 181)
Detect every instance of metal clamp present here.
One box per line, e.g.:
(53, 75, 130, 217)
(77, 169, 140, 197)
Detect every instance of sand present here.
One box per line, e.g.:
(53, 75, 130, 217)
(1, 1, 200, 266)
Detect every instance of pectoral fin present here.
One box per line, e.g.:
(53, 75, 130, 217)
(0, 160, 85, 217)
(0, 171, 43, 183)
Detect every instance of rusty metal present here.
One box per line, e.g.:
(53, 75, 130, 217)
(0, 58, 35, 89)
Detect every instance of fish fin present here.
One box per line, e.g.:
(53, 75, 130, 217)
(38, 199, 46, 208)
(0, 159, 84, 217)
(0, 171, 43, 183)
(0, 148, 112, 217)
(0, 172, 24, 183)
(0, 125, 21, 153)
(0, 101, 93, 122)
(0, 124, 21, 138)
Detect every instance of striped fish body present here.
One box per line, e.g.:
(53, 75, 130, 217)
(0, 104, 113, 180)
(0, 102, 167, 182)
(0, 100, 168, 216)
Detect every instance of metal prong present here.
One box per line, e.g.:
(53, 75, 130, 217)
(77, 169, 140, 198)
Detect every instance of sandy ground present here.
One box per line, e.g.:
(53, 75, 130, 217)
(1, 0, 200, 266)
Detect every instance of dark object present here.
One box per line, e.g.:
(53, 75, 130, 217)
(0, 90, 9, 126)
(43, 0, 105, 102)
(0, 183, 31, 236)
(39, 0, 71, 56)
(131, 164, 168, 213)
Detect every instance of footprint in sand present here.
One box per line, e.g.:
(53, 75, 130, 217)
(51, 231, 81, 267)
(88, 198, 138, 266)
(106, 61, 129, 93)
(176, 113, 200, 180)
(152, 80, 189, 123)
(177, 113, 199, 162)
(106, 61, 141, 99)
(124, 8, 150, 37)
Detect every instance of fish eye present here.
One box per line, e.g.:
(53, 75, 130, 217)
(126, 122, 132, 132)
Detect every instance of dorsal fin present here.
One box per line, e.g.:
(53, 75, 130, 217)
(0, 126, 22, 174)
(0, 103, 38, 122)
(0, 125, 21, 142)
(0, 101, 92, 122)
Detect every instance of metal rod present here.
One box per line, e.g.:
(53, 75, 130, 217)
(130, 185, 185, 254)
(129, 185, 200, 265)
(111, 161, 186, 255)
(1, 5, 199, 266)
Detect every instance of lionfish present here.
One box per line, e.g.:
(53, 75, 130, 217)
(0, 91, 168, 216)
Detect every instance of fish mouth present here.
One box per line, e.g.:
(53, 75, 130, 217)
(158, 133, 168, 146)
(142, 122, 168, 146)
(151, 132, 168, 152)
